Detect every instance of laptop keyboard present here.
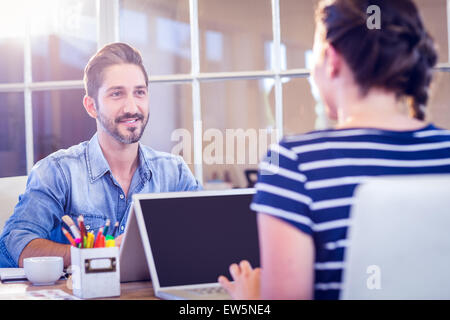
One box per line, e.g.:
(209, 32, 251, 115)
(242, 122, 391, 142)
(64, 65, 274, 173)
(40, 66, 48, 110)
(188, 287, 227, 295)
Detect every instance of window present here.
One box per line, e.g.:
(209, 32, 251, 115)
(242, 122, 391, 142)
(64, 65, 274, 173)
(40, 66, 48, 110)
(32, 89, 96, 162)
(146, 82, 195, 173)
(0, 0, 96, 175)
(280, 0, 319, 70)
(429, 71, 450, 129)
(200, 79, 277, 187)
(31, 0, 97, 82)
(0, 93, 26, 177)
(0, 0, 449, 187)
(119, 0, 191, 75)
(198, 0, 273, 73)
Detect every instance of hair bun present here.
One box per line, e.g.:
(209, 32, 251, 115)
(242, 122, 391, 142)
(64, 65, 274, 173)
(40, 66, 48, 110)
(317, 0, 438, 120)
(407, 32, 437, 120)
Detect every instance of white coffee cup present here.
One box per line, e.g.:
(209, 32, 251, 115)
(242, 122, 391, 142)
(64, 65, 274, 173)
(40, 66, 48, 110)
(23, 256, 64, 286)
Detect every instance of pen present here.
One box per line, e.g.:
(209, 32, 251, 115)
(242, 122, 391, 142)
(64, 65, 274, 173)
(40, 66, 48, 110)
(62, 227, 76, 247)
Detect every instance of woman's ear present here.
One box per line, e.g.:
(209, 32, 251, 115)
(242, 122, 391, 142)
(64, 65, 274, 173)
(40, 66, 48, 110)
(83, 95, 98, 119)
(324, 44, 342, 79)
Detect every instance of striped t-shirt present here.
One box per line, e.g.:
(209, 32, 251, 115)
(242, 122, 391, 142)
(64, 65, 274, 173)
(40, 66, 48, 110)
(250, 124, 450, 300)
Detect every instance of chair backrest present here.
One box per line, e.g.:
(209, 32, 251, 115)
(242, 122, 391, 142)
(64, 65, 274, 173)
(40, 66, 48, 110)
(0, 176, 28, 233)
(341, 174, 450, 300)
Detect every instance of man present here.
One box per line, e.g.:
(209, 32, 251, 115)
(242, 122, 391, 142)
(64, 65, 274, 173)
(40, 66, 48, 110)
(0, 42, 201, 268)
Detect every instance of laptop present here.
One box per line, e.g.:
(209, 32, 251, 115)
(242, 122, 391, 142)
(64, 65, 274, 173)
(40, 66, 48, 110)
(119, 204, 151, 283)
(120, 188, 260, 300)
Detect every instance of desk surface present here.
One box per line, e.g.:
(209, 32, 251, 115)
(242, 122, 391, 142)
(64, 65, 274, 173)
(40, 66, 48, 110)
(0, 279, 157, 300)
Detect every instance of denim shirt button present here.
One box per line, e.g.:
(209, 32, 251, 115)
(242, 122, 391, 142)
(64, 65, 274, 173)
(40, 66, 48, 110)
(120, 194, 124, 200)
(86, 225, 90, 230)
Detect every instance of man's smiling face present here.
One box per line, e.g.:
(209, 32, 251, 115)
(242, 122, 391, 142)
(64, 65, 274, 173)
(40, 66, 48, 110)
(95, 63, 149, 144)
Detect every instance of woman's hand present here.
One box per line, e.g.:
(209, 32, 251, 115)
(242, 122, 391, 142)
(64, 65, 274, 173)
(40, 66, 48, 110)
(114, 234, 124, 247)
(218, 260, 261, 300)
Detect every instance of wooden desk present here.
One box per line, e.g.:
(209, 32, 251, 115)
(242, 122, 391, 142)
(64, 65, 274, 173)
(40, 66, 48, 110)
(0, 279, 158, 300)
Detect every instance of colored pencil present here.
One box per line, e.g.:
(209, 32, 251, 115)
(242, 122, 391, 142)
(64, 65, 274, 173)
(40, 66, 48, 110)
(62, 215, 81, 239)
(111, 221, 119, 237)
(77, 215, 87, 241)
(62, 227, 76, 247)
(100, 234, 106, 248)
(105, 239, 115, 247)
(94, 227, 104, 248)
(87, 232, 95, 248)
(75, 238, 81, 248)
(103, 219, 110, 236)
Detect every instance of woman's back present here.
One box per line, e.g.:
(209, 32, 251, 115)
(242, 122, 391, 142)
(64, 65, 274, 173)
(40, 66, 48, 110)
(251, 124, 450, 299)
(218, 0, 448, 300)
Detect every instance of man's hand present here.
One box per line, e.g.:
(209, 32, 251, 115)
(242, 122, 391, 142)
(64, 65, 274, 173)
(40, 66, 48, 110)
(18, 238, 71, 268)
(218, 260, 261, 300)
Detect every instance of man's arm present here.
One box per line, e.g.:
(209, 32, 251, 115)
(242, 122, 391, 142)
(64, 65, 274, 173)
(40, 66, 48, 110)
(18, 239, 71, 268)
(0, 157, 69, 267)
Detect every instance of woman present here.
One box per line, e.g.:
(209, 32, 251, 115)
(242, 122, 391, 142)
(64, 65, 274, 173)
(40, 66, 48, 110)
(218, 0, 450, 300)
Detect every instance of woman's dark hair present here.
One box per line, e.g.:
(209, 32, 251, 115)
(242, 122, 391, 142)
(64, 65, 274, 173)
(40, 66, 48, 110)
(316, 0, 438, 120)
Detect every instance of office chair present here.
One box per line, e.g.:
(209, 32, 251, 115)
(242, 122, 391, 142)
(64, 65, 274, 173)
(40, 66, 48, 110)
(244, 169, 258, 188)
(341, 175, 450, 299)
(0, 175, 27, 233)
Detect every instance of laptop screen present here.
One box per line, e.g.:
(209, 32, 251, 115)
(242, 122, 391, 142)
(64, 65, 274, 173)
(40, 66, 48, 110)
(139, 192, 260, 287)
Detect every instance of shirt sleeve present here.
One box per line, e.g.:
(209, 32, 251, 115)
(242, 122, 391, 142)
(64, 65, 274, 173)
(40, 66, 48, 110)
(0, 157, 68, 267)
(175, 156, 203, 191)
(250, 141, 314, 236)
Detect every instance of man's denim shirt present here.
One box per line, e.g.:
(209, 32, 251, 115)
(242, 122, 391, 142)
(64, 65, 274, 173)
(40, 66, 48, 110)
(0, 134, 201, 267)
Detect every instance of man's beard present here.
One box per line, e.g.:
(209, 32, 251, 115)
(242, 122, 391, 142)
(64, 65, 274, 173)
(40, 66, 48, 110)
(97, 110, 149, 144)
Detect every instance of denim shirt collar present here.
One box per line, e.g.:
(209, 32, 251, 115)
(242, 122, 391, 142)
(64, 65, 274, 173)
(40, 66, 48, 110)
(86, 133, 152, 183)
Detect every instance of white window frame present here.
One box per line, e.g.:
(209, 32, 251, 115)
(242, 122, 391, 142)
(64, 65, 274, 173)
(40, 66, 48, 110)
(0, 0, 449, 180)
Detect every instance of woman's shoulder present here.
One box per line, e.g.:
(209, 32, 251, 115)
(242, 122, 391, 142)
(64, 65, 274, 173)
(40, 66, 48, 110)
(279, 127, 375, 151)
(281, 123, 450, 147)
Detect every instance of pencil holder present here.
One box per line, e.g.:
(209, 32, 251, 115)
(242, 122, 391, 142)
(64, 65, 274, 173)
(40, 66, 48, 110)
(70, 246, 120, 299)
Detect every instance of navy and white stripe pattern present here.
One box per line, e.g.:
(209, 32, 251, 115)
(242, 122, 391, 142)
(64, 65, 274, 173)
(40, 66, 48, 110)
(251, 124, 450, 300)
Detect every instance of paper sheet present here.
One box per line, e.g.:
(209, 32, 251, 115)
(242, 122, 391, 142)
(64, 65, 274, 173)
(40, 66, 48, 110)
(0, 289, 80, 300)
(0, 268, 26, 281)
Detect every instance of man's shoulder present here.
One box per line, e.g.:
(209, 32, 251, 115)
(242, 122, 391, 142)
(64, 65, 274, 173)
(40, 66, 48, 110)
(139, 144, 200, 191)
(33, 141, 89, 170)
(139, 144, 184, 164)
